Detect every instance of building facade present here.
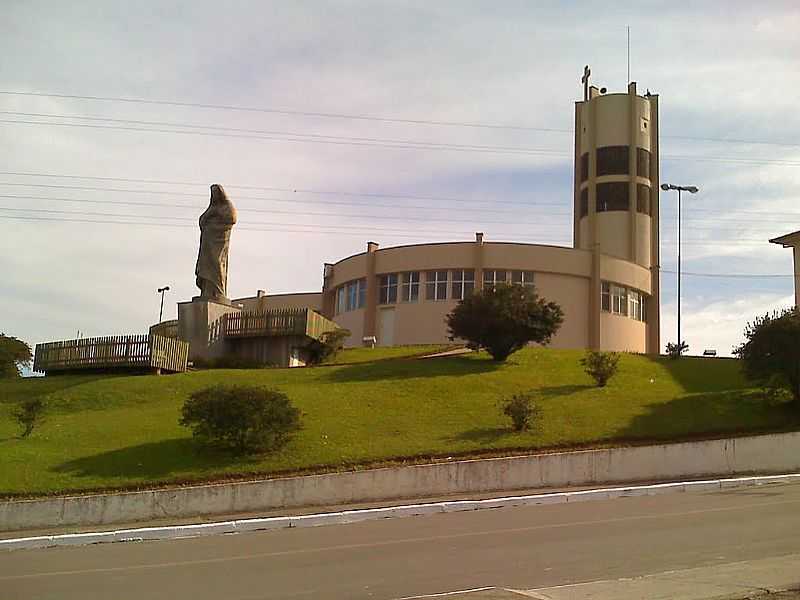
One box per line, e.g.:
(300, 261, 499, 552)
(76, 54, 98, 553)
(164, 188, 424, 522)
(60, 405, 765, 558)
(234, 78, 661, 353)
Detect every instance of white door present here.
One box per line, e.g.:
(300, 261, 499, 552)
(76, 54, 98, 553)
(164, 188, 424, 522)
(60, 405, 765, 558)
(377, 308, 395, 347)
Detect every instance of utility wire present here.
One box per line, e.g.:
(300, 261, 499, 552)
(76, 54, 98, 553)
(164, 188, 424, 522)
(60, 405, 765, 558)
(3, 90, 800, 148)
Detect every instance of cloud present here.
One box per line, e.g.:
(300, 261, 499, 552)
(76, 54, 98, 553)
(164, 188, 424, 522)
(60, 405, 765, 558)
(1, 0, 799, 357)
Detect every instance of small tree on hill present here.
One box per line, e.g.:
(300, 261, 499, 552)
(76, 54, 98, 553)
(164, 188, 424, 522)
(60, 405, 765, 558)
(180, 385, 301, 454)
(581, 351, 620, 387)
(734, 308, 800, 405)
(665, 341, 689, 360)
(13, 398, 45, 438)
(305, 328, 351, 365)
(0, 334, 33, 378)
(446, 283, 564, 361)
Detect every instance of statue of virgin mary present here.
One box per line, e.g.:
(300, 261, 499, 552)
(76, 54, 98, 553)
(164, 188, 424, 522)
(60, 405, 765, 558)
(195, 184, 237, 302)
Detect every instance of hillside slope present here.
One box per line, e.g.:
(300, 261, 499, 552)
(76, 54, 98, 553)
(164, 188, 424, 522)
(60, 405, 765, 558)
(1, 348, 796, 497)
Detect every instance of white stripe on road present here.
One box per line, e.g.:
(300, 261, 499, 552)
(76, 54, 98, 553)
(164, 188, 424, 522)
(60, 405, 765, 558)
(2, 473, 799, 552)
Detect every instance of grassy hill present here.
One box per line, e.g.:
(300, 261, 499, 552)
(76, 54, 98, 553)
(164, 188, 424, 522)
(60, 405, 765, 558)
(1, 346, 797, 498)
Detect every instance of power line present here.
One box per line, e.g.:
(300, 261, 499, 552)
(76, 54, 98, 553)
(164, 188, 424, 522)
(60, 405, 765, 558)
(0, 118, 572, 158)
(0, 90, 567, 132)
(3, 90, 799, 149)
(0, 111, 569, 156)
(4, 116, 798, 167)
(661, 269, 793, 279)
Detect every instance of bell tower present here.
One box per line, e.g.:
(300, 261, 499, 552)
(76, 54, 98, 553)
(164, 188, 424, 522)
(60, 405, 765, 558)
(573, 68, 660, 354)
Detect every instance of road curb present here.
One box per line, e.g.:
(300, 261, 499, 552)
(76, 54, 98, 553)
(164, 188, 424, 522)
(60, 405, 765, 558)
(3, 473, 799, 552)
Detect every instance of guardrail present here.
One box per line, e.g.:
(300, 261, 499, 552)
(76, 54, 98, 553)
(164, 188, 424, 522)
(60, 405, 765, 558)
(33, 334, 189, 374)
(222, 308, 337, 341)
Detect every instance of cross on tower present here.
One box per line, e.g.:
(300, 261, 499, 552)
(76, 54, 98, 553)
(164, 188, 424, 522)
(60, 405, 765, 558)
(581, 65, 591, 100)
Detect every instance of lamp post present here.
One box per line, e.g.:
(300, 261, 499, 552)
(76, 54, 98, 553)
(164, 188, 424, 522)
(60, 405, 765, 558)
(157, 286, 170, 323)
(660, 183, 699, 351)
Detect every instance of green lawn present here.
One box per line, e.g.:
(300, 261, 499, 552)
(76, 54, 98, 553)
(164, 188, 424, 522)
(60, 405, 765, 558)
(1, 348, 796, 497)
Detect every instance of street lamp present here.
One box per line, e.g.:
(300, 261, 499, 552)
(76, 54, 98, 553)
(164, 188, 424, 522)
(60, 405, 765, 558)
(157, 286, 170, 323)
(660, 183, 699, 352)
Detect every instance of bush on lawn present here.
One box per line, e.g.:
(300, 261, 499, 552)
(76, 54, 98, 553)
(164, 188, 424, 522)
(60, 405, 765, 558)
(180, 385, 301, 454)
(665, 341, 689, 359)
(0, 333, 32, 378)
(446, 283, 563, 362)
(306, 328, 351, 366)
(501, 392, 541, 432)
(13, 398, 45, 438)
(581, 351, 620, 387)
(734, 308, 800, 405)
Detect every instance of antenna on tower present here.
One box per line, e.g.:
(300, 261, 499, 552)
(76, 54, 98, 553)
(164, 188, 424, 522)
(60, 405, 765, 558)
(627, 26, 631, 84)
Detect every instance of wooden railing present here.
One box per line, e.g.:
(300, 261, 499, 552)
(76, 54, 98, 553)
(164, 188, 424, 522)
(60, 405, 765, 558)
(33, 334, 189, 374)
(222, 308, 338, 341)
(149, 319, 178, 339)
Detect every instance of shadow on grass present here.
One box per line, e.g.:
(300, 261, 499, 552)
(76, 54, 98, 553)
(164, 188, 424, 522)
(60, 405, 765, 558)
(325, 354, 502, 383)
(615, 388, 800, 442)
(52, 438, 253, 480)
(537, 384, 594, 398)
(643, 355, 745, 394)
(447, 427, 511, 444)
(0, 375, 108, 404)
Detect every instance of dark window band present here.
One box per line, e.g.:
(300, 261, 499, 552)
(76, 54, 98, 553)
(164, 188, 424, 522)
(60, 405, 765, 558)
(596, 146, 629, 176)
(596, 182, 629, 212)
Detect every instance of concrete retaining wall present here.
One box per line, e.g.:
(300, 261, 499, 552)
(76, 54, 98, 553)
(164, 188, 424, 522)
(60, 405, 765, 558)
(3, 431, 800, 532)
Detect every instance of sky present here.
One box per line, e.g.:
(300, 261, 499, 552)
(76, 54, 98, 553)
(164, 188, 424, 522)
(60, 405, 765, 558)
(1, 0, 799, 363)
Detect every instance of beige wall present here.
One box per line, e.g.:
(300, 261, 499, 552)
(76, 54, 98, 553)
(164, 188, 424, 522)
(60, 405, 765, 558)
(482, 243, 591, 277)
(333, 308, 365, 348)
(535, 272, 590, 348)
(600, 254, 652, 295)
(600, 312, 647, 353)
(233, 292, 322, 312)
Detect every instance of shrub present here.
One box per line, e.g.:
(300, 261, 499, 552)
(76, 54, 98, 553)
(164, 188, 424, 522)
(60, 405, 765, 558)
(446, 284, 563, 362)
(734, 308, 800, 404)
(179, 386, 301, 454)
(665, 341, 689, 360)
(13, 398, 44, 438)
(306, 328, 351, 365)
(581, 351, 620, 387)
(501, 392, 541, 432)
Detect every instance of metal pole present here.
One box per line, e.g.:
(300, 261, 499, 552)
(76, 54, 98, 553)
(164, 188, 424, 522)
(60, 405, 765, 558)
(159, 290, 165, 323)
(677, 188, 682, 347)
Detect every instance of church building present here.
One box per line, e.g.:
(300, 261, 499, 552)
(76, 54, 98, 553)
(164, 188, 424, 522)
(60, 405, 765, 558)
(234, 76, 662, 354)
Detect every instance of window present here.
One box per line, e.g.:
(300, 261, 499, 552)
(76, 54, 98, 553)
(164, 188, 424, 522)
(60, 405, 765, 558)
(357, 278, 367, 309)
(580, 188, 588, 217)
(637, 184, 651, 215)
(379, 274, 398, 304)
(425, 270, 448, 301)
(483, 269, 508, 290)
(628, 289, 641, 321)
(512, 270, 535, 287)
(601, 281, 611, 312)
(451, 269, 475, 300)
(580, 153, 589, 182)
(636, 148, 651, 179)
(400, 271, 420, 302)
(347, 280, 358, 311)
(336, 279, 368, 314)
(336, 286, 347, 315)
(596, 182, 629, 212)
(596, 146, 629, 176)
(611, 284, 628, 316)
(602, 281, 647, 322)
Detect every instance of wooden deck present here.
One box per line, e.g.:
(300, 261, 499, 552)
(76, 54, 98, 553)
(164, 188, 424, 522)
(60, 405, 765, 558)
(33, 334, 189, 374)
(222, 308, 338, 341)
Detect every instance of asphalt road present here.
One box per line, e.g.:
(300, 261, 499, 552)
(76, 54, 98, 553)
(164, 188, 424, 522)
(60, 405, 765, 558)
(3, 482, 800, 600)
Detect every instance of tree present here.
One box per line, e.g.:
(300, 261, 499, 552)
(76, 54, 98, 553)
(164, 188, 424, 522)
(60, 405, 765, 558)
(734, 308, 800, 404)
(665, 341, 689, 360)
(305, 328, 351, 365)
(13, 398, 45, 438)
(0, 334, 33, 378)
(446, 283, 563, 361)
(180, 385, 301, 454)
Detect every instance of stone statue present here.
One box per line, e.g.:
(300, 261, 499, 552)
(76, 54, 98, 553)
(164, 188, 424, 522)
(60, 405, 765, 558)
(195, 184, 237, 302)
